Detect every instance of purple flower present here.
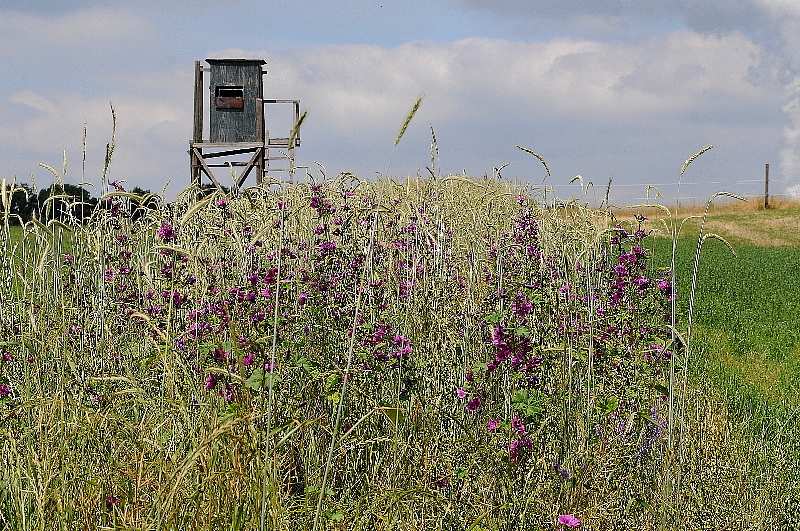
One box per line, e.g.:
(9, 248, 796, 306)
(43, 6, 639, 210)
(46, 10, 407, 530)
(486, 419, 500, 431)
(212, 347, 229, 362)
(220, 384, 235, 403)
(456, 387, 468, 399)
(105, 495, 120, 510)
(508, 439, 533, 461)
(204, 374, 217, 390)
(658, 279, 675, 300)
(157, 222, 177, 242)
(508, 438, 532, 462)
(553, 462, 571, 479)
(434, 478, 450, 489)
(465, 397, 482, 412)
(558, 514, 580, 527)
(0, 384, 9, 397)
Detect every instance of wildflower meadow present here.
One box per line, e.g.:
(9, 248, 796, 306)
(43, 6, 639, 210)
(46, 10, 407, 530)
(0, 120, 798, 530)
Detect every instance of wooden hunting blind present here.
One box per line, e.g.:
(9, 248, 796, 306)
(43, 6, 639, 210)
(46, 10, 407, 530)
(190, 59, 301, 192)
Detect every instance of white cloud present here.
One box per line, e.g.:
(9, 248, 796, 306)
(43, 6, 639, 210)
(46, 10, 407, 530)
(0, 66, 192, 193)
(203, 32, 780, 201)
(229, 30, 769, 132)
(0, 13, 785, 200)
(757, 0, 800, 18)
(0, 8, 155, 56)
(750, 2, 800, 191)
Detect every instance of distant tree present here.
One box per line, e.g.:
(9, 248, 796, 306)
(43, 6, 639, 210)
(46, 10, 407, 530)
(130, 186, 151, 196)
(129, 186, 160, 220)
(196, 183, 230, 200)
(8, 183, 36, 225)
(36, 183, 98, 223)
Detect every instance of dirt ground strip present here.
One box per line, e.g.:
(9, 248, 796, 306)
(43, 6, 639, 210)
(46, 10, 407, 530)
(613, 198, 800, 248)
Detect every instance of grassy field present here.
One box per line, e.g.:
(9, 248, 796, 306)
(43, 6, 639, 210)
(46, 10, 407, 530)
(618, 199, 800, 404)
(0, 176, 799, 531)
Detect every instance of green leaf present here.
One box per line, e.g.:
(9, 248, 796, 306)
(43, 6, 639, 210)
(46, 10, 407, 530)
(381, 406, 405, 425)
(244, 368, 264, 390)
(326, 391, 340, 403)
(596, 396, 619, 415)
(484, 312, 502, 324)
(293, 354, 317, 374)
(138, 355, 157, 368)
(626, 496, 651, 514)
(323, 509, 344, 522)
(325, 373, 340, 391)
(305, 486, 334, 497)
(649, 382, 670, 397)
(512, 389, 530, 404)
(511, 389, 544, 422)
(639, 412, 665, 428)
(244, 369, 281, 390)
(514, 326, 531, 338)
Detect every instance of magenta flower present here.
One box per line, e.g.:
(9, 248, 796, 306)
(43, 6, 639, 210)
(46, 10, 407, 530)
(508, 438, 532, 461)
(456, 387, 468, 399)
(157, 222, 177, 241)
(105, 495, 120, 510)
(558, 514, 580, 527)
(465, 397, 482, 412)
(212, 347, 229, 362)
(486, 419, 500, 431)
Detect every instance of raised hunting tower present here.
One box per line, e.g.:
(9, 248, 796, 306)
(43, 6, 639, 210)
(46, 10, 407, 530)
(190, 59, 301, 192)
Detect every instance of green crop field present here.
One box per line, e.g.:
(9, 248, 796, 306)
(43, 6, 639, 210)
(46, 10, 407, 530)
(1, 140, 799, 530)
(640, 201, 800, 404)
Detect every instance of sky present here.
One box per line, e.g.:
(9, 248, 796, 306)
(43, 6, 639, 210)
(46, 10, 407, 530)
(2, 0, 800, 205)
